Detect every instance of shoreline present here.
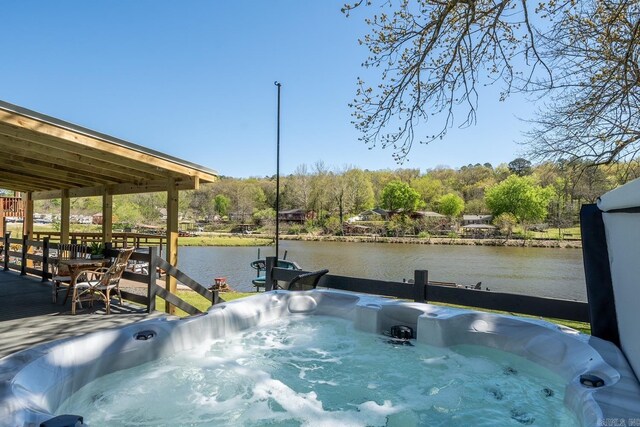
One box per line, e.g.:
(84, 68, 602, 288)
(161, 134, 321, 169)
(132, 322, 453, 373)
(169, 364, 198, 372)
(219, 233, 583, 249)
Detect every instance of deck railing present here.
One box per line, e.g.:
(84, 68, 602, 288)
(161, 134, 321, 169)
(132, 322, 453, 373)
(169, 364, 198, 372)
(31, 232, 166, 256)
(264, 256, 590, 323)
(0, 197, 24, 218)
(0, 235, 590, 323)
(2, 232, 216, 314)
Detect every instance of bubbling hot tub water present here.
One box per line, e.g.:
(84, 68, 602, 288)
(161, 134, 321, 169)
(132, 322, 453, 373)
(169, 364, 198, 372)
(57, 316, 578, 426)
(1, 290, 639, 426)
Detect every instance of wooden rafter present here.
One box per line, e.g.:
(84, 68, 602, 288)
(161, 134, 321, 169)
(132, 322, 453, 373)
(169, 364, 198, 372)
(1, 138, 161, 182)
(0, 101, 217, 198)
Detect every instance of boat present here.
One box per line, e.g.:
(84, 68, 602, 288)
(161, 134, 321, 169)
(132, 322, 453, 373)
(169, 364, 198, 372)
(250, 250, 301, 291)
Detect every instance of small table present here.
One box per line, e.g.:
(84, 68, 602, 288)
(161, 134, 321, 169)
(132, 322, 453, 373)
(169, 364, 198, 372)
(59, 258, 109, 314)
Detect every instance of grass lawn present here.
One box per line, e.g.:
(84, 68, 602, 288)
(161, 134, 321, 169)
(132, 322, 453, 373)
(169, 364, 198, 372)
(157, 290, 254, 317)
(178, 235, 272, 246)
(161, 290, 590, 334)
(520, 226, 582, 240)
(6, 223, 103, 234)
(6, 224, 272, 246)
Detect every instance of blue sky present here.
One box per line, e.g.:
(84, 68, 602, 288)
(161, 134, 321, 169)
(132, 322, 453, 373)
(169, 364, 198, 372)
(2, 1, 538, 178)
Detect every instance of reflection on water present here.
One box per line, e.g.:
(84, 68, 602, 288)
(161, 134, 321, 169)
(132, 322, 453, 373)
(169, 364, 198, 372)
(178, 241, 586, 301)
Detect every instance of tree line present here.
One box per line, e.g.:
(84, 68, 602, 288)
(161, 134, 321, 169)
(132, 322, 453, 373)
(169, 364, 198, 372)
(33, 158, 640, 235)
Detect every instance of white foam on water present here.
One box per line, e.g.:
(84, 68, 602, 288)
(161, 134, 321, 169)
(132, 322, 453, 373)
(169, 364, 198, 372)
(57, 316, 579, 426)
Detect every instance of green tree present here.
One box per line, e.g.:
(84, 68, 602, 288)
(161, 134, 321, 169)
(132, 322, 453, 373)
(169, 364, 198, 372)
(455, 164, 496, 201)
(437, 193, 465, 218)
(135, 193, 163, 224)
(494, 212, 518, 240)
(113, 199, 142, 227)
(343, 168, 375, 213)
(323, 216, 343, 235)
(465, 198, 488, 215)
(213, 194, 230, 217)
(380, 180, 422, 212)
(387, 214, 413, 237)
(411, 175, 444, 207)
(485, 176, 555, 224)
(508, 158, 533, 177)
(252, 207, 275, 226)
(288, 164, 313, 210)
(309, 161, 332, 224)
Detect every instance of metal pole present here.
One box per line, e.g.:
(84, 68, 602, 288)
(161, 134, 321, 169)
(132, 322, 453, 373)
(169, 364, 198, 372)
(274, 81, 281, 262)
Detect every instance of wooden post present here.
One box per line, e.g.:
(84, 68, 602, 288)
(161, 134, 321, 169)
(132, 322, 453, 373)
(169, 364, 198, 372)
(3, 232, 10, 271)
(265, 256, 276, 291)
(102, 191, 113, 245)
(414, 270, 428, 303)
(165, 178, 179, 314)
(0, 197, 4, 239)
(147, 246, 158, 313)
(22, 192, 34, 269)
(61, 190, 70, 244)
(41, 237, 50, 281)
(70, 238, 78, 259)
(22, 192, 33, 238)
(20, 233, 28, 275)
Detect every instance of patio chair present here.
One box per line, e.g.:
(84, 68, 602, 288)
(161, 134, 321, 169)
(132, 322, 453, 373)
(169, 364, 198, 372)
(280, 269, 329, 291)
(73, 247, 134, 314)
(51, 243, 90, 303)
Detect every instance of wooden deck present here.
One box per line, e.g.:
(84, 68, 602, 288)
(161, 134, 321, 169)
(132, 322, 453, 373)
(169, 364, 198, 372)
(0, 270, 164, 359)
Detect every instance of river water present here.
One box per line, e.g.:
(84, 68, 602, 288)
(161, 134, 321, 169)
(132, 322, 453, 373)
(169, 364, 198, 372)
(178, 241, 587, 302)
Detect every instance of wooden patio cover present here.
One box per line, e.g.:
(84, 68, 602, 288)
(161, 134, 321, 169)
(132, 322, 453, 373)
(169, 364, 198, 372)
(0, 100, 217, 196)
(0, 100, 218, 313)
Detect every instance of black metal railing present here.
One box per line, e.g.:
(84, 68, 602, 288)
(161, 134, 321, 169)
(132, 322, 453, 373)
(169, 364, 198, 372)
(264, 256, 590, 323)
(1, 234, 589, 323)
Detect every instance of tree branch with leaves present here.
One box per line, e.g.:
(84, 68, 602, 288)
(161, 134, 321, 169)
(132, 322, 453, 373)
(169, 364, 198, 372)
(343, 0, 552, 162)
(344, 0, 640, 167)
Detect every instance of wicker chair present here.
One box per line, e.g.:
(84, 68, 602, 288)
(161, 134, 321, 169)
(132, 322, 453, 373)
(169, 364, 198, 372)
(279, 269, 329, 291)
(73, 247, 134, 314)
(51, 243, 90, 303)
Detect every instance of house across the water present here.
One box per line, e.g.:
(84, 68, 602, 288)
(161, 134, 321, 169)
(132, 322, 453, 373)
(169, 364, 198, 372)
(278, 209, 315, 223)
(462, 214, 493, 225)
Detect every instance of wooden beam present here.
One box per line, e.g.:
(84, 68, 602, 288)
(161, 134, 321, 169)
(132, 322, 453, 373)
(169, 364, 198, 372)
(165, 178, 179, 314)
(61, 190, 70, 244)
(0, 125, 174, 180)
(32, 177, 201, 200)
(0, 150, 127, 186)
(0, 135, 164, 182)
(0, 159, 102, 187)
(0, 179, 38, 193)
(0, 114, 218, 182)
(0, 170, 57, 191)
(102, 191, 113, 244)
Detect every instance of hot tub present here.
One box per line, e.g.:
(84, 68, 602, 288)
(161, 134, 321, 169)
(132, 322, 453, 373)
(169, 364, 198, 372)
(1, 290, 639, 426)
